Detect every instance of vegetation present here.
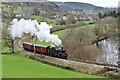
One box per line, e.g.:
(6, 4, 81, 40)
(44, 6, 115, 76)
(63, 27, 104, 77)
(27, 15, 54, 24)
(2, 24, 12, 52)
(66, 15, 76, 24)
(98, 11, 119, 19)
(13, 7, 23, 14)
(35, 40, 52, 46)
(35, 21, 88, 46)
(55, 18, 66, 25)
(0, 55, 1, 79)
(51, 21, 87, 32)
(1, 2, 119, 79)
(1, 4, 12, 13)
(94, 17, 118, 38)
(2, 54, 103, 78)
(54, 15, 76, 25)
(63, 26, 102, 61)
(52, 30, 67, 39)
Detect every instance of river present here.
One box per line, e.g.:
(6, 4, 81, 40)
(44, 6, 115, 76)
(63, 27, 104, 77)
(97, 38, 118, 65)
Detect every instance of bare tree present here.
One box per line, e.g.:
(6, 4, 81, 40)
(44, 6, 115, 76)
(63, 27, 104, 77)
(63, 27, 101, 61)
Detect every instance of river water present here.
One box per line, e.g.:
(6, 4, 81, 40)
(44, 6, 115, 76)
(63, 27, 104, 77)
(97, 38, 118, 65)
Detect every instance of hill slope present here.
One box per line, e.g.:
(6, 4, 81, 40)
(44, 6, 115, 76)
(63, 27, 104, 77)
(54, 2, 104, 11)
(2, 54, 103, 78)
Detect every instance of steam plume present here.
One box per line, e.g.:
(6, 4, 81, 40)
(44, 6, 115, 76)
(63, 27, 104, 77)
(9, 18, 62, 46)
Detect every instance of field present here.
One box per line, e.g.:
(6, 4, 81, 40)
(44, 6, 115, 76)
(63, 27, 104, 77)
(27, 15, 54, 25)
(2, 54, 104, 78)
(52, 30, 67, 39)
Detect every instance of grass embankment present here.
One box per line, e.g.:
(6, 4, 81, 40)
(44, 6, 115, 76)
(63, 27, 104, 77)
(2, 54, 104, 78)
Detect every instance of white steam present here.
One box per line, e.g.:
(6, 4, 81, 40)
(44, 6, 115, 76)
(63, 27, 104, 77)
(9, 18, 38, 39)
(36, 22, 62, 46)
(9, 18, 62, 46)
(9, 19, 24, 39)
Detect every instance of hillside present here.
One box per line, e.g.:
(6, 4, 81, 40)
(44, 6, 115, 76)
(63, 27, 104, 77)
(2, 2, 104, 13)
(2, 2, 60, 15)
(54, 2, 104, 11)
(2, 54, 103, 78)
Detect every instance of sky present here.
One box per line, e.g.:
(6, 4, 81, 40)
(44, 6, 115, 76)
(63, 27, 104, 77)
(48, 0, 120, 7)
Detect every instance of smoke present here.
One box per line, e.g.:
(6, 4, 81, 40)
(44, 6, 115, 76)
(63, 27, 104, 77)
(36, 22, 62, 46)
(9, 18, 38, 39)
(23, 19, 38, 36)
(9, 19, 24, 39)
(9, 18, 62, 46)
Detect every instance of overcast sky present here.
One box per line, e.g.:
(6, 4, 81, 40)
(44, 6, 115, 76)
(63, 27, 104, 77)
(48, 0, 119, 7)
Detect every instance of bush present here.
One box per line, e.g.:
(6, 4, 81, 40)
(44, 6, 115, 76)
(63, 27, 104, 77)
(103, 71, 119, 79)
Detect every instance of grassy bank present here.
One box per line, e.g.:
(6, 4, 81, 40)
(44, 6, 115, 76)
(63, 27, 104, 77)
(2, 54, 104, 78)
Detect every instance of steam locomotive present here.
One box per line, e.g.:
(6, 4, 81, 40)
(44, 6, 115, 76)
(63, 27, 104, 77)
(23, 42, 68, 59)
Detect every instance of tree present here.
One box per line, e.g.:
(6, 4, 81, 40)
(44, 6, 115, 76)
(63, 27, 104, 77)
(60, 19, 66, 25)
(98, 12, 103, 19)
(95, 17, 118, 38)
(2, 26, 13, 52)
(55, 18, 65, 25)
(63, 27, 101, 61)
(33, 8, 40, 15)
(112, 11, 117, 18)
(103, 13, 108, 18)
(118, 15, 120, 66)
(66, 15, 76, 24)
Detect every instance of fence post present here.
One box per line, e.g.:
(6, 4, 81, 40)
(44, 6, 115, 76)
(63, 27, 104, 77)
(12, 39, 15, 53)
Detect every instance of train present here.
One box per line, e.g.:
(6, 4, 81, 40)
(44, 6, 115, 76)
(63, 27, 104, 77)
(23, 42, 68, 59)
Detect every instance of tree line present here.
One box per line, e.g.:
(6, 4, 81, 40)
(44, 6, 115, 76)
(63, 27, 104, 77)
(98, 11, 119, 19)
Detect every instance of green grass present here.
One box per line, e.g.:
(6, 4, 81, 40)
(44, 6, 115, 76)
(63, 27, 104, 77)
(0, 55, 2, 79)
(52, 30, 67, 39)
(27, 15, 54, 25)
(1, 4, 22, 14)
(13, 7, 23, 14)
(2, 46, 11, 52)
(2, 54, 104, 78)
(35, 40, 52, 46)
(1, 4, 12, 13)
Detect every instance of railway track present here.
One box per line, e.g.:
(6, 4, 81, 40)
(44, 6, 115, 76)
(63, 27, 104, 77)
(71, 60, 120, 69)
(15, 38, 120, 71)
(15, 38, 23, 49)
